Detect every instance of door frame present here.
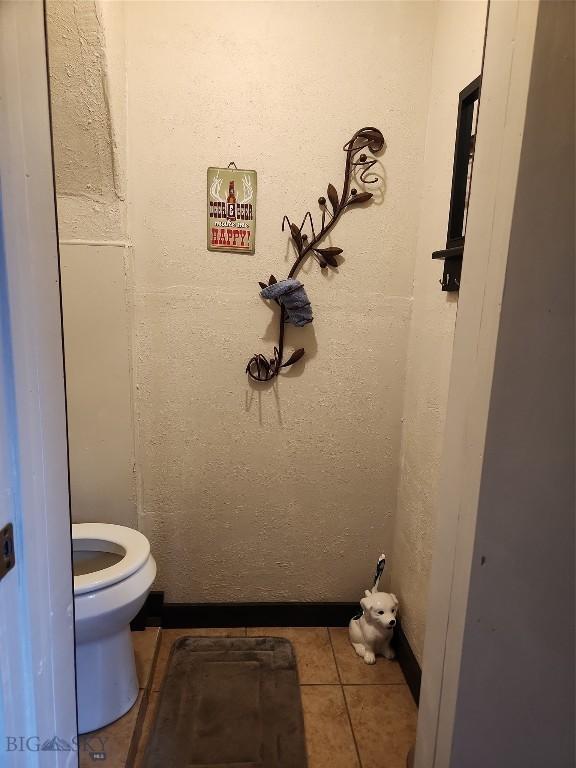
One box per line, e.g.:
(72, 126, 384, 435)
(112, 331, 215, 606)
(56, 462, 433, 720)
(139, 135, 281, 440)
(0, 1, 78, 765)
(416, 0, 574, 765)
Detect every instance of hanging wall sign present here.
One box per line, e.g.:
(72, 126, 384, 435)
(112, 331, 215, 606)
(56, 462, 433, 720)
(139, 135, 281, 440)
(207, 165, 257, 253)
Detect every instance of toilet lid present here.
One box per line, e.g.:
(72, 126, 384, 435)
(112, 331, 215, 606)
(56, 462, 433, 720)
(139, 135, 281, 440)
(72, 523, 151, 595)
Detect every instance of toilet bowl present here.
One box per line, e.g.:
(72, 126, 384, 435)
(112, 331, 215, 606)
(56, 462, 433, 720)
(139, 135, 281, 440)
(72, 523, 156, 734)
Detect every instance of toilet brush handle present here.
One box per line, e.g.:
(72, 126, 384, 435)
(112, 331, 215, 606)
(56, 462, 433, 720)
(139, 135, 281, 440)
(372, 554, 386, 592)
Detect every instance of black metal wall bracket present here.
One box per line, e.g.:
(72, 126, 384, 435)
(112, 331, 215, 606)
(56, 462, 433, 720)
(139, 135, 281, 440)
(246, 127, 385, 381)
(432, 244, 464, 292)
(433, 76, 481, 293)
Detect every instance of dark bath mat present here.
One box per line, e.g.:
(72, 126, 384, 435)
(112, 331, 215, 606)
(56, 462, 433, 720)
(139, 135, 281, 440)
(142, 636, 308, 768)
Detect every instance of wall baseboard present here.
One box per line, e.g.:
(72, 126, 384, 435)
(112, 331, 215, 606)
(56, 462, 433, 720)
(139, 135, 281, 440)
(131, 590, 164, 630)
(131, 592, 421, 704)
(394, 620, 421, 705)
(162, 600, 360, 630)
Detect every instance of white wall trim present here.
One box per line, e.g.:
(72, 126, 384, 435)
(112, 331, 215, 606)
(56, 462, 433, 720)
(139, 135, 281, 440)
(58, 239, 131, 248)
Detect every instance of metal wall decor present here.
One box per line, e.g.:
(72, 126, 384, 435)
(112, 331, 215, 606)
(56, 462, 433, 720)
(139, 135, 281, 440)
(246, 126, 385, 382)
(208, 164, 257, 253)
(433, 76, 481, 291)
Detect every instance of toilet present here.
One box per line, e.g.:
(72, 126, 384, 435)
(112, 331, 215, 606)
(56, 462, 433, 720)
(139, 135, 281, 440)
(72, 523, 156, 734)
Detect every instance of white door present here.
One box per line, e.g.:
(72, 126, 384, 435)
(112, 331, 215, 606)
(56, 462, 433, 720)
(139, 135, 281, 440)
(416, 1, 574, 765)
(0, 2, 78, 766)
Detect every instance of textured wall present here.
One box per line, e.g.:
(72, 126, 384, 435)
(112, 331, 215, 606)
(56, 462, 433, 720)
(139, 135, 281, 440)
(46, 0, 126, 241)
(46, 1, 136, 527)
(125, 1, 436, 601)
(389, 0, 488, 663)
(59, 243, 136, 527)
(48, 1, 487, 621)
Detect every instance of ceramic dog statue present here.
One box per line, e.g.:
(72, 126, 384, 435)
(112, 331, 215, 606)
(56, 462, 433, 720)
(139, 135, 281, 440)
(349, 589, 399, 664)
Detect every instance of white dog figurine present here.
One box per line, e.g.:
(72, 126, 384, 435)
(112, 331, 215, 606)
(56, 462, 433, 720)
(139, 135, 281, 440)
(349, 589, 399, 664)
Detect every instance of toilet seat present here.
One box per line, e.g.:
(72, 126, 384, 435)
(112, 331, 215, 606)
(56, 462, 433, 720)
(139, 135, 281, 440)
(73, 523, 151, 595)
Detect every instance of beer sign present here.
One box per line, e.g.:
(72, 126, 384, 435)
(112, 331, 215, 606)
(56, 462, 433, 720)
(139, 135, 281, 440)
(207, 166, 257, 253)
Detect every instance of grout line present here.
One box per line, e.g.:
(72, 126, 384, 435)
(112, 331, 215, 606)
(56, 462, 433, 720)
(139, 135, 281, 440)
(345, 682, 410, 686)
(131, 689, 159, 768)
(128, 629, 162, 767)
(328, 627, 363, 768)
(126, 692, 148, 768)
(150, 628, 169, 694)
(299, 681, 409, 688)
(327, 628, 344, 685)
(145, 628, 162, 693)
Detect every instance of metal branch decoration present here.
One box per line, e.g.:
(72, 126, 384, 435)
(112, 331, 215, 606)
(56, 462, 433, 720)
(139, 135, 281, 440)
(246, 126, 385, 382)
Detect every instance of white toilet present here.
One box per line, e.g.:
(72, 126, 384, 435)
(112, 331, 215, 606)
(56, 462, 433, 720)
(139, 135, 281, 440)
(72, 523, 156, 734)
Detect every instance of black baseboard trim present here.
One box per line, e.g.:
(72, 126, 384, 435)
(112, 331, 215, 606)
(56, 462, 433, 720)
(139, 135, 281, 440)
(162, 601, 359, 629)
(130, 590, 164, 631)
(132, 594, 421, 704)
(395, 620, 421, 705)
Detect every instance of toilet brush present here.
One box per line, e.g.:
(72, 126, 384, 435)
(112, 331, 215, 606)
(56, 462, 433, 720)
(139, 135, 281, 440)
(371, 553, 386, 593)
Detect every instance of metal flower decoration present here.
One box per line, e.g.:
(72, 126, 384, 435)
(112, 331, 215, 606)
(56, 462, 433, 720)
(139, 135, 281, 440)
(246, 126, 385, 381)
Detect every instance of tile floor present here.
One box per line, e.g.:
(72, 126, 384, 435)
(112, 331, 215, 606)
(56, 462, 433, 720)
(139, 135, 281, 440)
(78, 627, 160, 768)
(84, 627, 417, 768)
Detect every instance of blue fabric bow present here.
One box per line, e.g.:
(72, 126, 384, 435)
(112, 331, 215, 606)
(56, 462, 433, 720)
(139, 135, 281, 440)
(260, 279, 313, 327)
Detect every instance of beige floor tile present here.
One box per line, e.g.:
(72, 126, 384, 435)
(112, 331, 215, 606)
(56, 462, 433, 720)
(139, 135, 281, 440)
(132, 627, 161, 690)
(79, 691, 145, 768)
(344, 685, 417, 768)
(246, 627, 339, 684)
(132, 691, 160, 768)
(151, 627, 246, 691)
(301, 685, 360, 768)
(329, 627, 406, 685)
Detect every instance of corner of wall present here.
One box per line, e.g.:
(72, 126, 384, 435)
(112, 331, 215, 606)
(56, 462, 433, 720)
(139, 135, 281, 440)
(388, 0, 489, 663)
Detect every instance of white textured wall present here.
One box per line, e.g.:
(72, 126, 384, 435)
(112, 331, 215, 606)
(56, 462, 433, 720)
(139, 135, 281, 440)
(125, 1, 436, 601)
(59, 243, 136, 527)
(389, 0, 488, 662)
(46, 0, 126, 241)
(46, 1, 136, 527)
(48, 1, 488, 619)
